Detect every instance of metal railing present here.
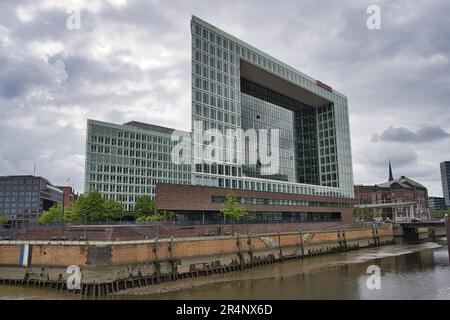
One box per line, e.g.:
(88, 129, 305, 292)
(0, 220, 384, 242)
(21, 217, 344, 228)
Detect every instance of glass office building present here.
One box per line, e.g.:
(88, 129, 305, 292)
(191, 16, 354, 198)
(85, 17, 355, 219)
(84, 120, 192, 211)
(0, 176, 63, 222)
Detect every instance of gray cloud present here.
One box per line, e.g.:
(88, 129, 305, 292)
(372, 125, 450, 143)
(0, 0, 449, 197)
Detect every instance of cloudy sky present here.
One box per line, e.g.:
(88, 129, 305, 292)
(0, 0, 449, 196)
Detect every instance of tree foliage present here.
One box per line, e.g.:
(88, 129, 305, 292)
(39, 203, 63, 224)
(430, 209, 450, 219)
(353, 206, 380, 221)
(40, 191, 124, 224)
(136, 211, 175, 222)
(220, 192, 247, 221)
(134, 195, 156, 218)
(0, 215, 7, 225)
(105, 198, 124, 220)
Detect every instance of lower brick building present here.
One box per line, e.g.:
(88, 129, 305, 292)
(155, 183, 356, 224)
(354, 164, 429, 221)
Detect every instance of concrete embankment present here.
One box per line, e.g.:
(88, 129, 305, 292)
(0, 224, 394, 296)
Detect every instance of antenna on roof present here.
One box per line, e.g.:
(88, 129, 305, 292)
(33, 163, 36, 176)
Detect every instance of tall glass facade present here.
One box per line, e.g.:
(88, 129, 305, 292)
(241, 78, 318, 185)
(191, 16, 354, 198)
(84, 120, 191, 211)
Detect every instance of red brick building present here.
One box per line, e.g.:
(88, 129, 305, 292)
(155, 183, 357, 224)
(56, 186, 75, 208)
(354, 164, 429, 221)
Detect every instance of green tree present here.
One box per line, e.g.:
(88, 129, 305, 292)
(135, 211, 176, 223)
(220, 192, 247, 222)
(353, 206, 380, 222)
(61, 191, 124, 224)
(40, 204, 63, 224)
(0, 215, 7, 225)
(430, 209, 450, 219)
(134, 195, 156, 218)
(64, 202, 82, 224)
(78, 190, 107, 221)
(105, 198, 124, 220)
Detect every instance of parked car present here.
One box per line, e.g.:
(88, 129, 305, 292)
(411, 218, 421, 223)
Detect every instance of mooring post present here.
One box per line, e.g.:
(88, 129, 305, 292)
(236, 233, 245, 270)
(247, 234, 253, 267)
(337, 231, 342, 250)
(299, 230, 304, 258)
(375, 227, 380, 246)
(445, 217, 450, 264)
(278, 232, 283, 261)
(342, 231, 347, 251)
(153, 237, 161, 284)
(169, 237, 177, 280)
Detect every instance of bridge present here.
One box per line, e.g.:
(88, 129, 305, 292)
(398, 221, 445, 229)
(394, 220, 446, 241)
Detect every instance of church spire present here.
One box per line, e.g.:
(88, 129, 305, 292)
(389, 161, 394, 181)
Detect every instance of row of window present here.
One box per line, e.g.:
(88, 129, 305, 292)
(1, 209, 40, 215)
(194, 174, 345, 197)
(90, 125, 173, 145)
(193, 88, 239, 107)
(87, 172, 191, 184)
(0, 185, 41, 191)
(211, 195, 351, 208)
(193, 36, 238, 66)
(87, 163, 190, 174)
(193, 104, 239, 126)
(87, 153, 178, 168)
(0, 179, 41, 185)
(195, 163, 241, 176)
(0, 198, 39, 203)
(0, 191, 39, 196)
(193, 51, 238, 78)
(90, 134, 176, 150)
(89, 143, 173, 158)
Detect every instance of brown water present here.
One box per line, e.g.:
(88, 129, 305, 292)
(0, 241, 449, 300)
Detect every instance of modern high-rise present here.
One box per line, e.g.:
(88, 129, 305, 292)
(189, 16, 354, 198)
(84, 120, 192, 211)
(85, 16, 356, 223)
(428, 196, 446, 211)
(440, 161, 450, 208)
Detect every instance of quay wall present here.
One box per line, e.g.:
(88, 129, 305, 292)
(0, 224, 394, 296)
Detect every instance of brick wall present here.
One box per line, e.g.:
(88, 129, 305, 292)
(31, 245, 87, 266)
(0, 245, 20, 265)
(0, 225, 393, 267)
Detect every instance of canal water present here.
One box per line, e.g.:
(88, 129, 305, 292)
(0, 240, 449, 300)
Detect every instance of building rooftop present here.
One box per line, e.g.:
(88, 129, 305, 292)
(123, 121, 179, 135)
(377, 176, 427, 190)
